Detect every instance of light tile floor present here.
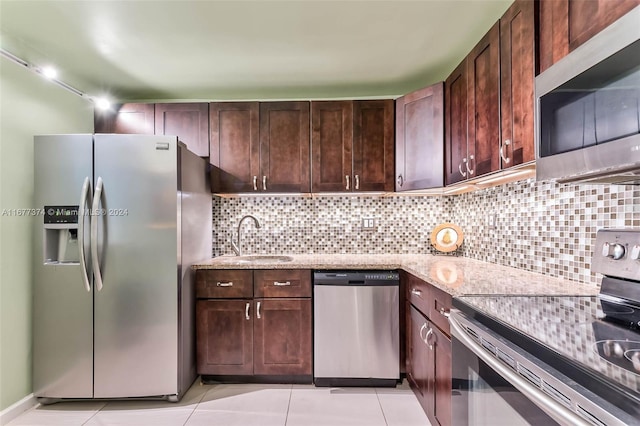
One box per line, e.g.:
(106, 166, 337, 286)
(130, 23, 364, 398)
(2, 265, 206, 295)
(7, 380, 431, 426)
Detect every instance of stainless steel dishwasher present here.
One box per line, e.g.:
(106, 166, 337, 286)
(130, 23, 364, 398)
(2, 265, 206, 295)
(313, 270, 400, 387)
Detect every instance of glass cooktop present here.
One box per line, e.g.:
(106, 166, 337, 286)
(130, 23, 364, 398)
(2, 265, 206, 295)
(454, 295, 640, 417)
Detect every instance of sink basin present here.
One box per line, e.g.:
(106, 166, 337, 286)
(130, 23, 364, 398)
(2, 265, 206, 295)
(234, 255, 294, 263)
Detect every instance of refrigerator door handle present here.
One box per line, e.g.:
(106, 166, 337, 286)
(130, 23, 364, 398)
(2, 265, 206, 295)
(78, 176, 92, 292)
(91, 176, 105, 292)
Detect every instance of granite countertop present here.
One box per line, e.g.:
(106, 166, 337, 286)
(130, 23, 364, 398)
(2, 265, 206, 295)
(192, 254, 597, 297)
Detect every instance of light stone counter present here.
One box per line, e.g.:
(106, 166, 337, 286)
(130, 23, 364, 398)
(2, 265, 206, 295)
(192, 254, 597, 297)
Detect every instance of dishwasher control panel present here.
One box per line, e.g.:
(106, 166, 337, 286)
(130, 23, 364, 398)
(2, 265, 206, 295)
(313, 270, 400, 286)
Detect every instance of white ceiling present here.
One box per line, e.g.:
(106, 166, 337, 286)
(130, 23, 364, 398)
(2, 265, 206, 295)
(0, 0, 513, 101)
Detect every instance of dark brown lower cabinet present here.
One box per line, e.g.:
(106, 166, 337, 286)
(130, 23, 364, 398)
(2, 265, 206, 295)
(254, 298, 312, 375)
(196, 298, 312, 377)
(407, 303, 452, 426)
(196, 299, 253, 375)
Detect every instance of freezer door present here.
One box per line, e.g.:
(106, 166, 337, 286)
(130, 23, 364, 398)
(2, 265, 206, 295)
(33, 134, 94, 398)
(93, 134, 179, 398)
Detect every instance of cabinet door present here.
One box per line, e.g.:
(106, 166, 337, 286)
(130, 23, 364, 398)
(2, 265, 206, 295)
(396, 84, 444, 191)
(353, 100, 395, 192)
(155, 103, 209, 157)
(500, 0, 536, 169)
(311, 101, 353, 192)
(408, 305, 431, 415)
(253, 298, 312, 376)
(432, 325, 452, 426)
(467, 21, 501, 179)
(445, 60, 469, 185)
(210, 102, 260, 193)
(94, 103, 155, 134)
(259, 102, 311, 193)
(539, 0, 639, 73)
(196, 300, 253, 375)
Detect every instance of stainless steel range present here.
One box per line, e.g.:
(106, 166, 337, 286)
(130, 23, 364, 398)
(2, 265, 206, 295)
(449, 229, 640, 425)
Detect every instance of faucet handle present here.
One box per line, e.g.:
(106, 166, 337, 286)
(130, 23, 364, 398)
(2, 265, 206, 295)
(230, 236, 240, 256)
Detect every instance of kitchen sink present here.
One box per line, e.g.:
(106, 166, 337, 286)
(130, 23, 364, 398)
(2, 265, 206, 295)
(234, 255, 294, 263)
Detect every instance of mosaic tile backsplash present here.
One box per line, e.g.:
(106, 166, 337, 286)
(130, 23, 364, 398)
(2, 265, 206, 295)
(212, 179, 640, 286)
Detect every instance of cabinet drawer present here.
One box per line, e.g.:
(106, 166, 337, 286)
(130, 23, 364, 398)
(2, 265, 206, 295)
(254, 270, 311, 298)
(405, 272, 430, 316)
(196, 270, 253, 299)
(429, 285, 452, 337)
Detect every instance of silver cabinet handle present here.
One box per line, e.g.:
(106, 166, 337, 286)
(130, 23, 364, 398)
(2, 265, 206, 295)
(245, 302, 250, 320)
(273, 281, 291, 286)
(216, 281, 233, 287)
(467, 154, 475, 175)
(459, 158, 467, 177)
(419, 323, 428, 342)
(500, 139, 511, 164)
(253, 176, 258, 191)
(78, 176, 92, 292)
(424, 327, 434, 350)
(439, 307, 450, 318)
(262, 175, 267, 191)
(256, 301, 261, 319)
(355, 174, 360, 190)
(397, 175, 404, 187)
(90, 176, 104, 292)
(345, 175, 350, 190)
(410, 289, 422, 296)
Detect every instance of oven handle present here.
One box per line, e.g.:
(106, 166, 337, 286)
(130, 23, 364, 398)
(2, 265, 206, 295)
(449, 311, 591, 426)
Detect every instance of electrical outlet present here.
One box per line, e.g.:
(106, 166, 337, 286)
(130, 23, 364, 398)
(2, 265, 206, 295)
(362, 218, 375, 230)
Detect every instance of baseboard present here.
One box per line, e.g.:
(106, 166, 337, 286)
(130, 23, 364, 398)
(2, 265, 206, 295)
(0, 393, 37, 426)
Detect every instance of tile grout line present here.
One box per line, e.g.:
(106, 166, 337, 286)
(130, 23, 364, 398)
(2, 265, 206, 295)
(283, 384, 293, 426)
(375, 388, 390, 426)
(181, 385, 209, 426)
(80, 401, 107, 426)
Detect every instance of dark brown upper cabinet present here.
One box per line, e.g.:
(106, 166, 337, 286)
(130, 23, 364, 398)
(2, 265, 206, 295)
(155, 103, 209, 157)
(395, 83, 444, 191)
(259, 102, 311, 193)
(467, 21, 501, 181)
(445, 60, 469, 186)
(311, 101, 353, 192)
(445, 1, 536, 185)
(94, 103, 155, 135)
(539, 0, 639, 73)
(353, 100, 395, 192)
(209, 102, 260, 193)
(500, 0, 536, 168)
(312, 100, 394, 192)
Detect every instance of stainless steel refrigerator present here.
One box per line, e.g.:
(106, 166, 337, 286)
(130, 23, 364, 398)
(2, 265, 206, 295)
(33, 134, 211, 403)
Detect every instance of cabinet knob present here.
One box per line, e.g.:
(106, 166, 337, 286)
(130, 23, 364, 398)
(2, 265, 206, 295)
(273, 281, 291, 286)
(411, 289, 422, 296)
(419, 323, 428, 341)
(355, 175, 360, 190)
(345, 175, 350, 191)
(253, 176, 258, 191)
(262, 176, 267, 191)
(467, 155, 475, 175)
(424, 327, 434, 350)
(397, 175, 404, 187)
(245, 302, 250, 320)
(256, 301, 261, 319)
(216, 281, 233, 287)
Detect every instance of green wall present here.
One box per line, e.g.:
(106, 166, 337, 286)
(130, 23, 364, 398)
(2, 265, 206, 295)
(0, 57, 93, 410)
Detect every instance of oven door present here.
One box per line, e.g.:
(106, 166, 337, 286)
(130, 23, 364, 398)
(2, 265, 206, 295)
(449, 310, 616, 426)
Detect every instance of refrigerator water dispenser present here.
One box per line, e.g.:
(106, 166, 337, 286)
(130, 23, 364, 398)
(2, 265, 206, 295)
(43, 205, 80, 265)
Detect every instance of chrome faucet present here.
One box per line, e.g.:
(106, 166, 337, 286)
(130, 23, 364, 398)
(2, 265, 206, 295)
(231, 215, 262, 256)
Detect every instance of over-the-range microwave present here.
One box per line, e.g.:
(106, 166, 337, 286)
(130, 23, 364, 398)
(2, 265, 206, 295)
(535, 6, 640, 184)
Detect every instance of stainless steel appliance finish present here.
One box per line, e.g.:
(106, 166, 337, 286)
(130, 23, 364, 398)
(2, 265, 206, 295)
(313, 271, 400, 387)
(230, 214, 261, 256)
(450, 310, 632, 426)
(33, 134, 212, 403)
(535, 6, 640, 184)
